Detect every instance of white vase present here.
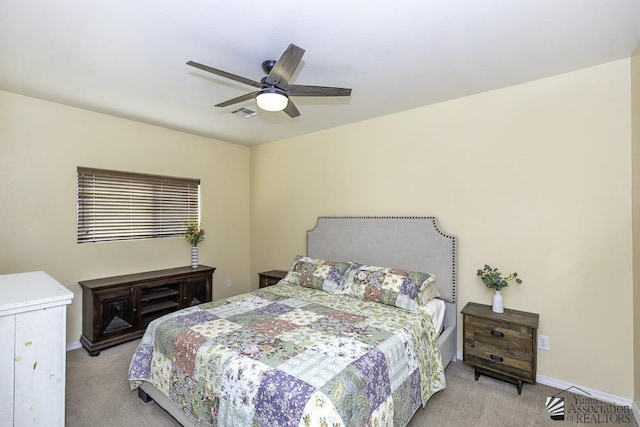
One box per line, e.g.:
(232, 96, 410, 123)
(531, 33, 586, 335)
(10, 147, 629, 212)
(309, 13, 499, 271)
(492, 290, 504, 313)
(191, 247, 199, 269)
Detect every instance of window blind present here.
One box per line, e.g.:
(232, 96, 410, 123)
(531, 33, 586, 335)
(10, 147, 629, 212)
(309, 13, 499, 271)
(77, 167, 200, 243)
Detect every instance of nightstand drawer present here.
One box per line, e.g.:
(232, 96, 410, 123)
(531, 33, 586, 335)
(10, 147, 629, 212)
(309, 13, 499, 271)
(463, 353, 533, 383)
(464, 316, 533, 351)
(464, 339, 534, 379)
(261, 276, 282, 287)
(258, 270, 288, 288)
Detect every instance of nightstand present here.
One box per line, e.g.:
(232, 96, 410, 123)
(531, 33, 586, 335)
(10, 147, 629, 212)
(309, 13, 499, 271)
(258, 270, 288, 288)
(461, 302, 539, 394)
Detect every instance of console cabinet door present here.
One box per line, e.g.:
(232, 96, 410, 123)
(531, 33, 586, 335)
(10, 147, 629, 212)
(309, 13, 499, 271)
(181, 275, 211, 308)
(94, 288, 136, 341)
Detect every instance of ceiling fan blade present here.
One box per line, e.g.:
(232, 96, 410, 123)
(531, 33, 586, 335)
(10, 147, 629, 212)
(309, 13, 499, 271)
(285, 85, 352, 97)
(264, 44, 305, 88)
(283, 99, 301, 118)
(215, 91, 258, 108)
(187, 61, 262, 89)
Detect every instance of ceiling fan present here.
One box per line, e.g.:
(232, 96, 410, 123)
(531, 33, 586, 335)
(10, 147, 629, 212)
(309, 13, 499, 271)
(187, 44, 352, 118)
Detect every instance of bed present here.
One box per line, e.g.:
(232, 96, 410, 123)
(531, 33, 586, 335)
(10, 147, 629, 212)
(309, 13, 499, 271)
(129, 216, 457, 426)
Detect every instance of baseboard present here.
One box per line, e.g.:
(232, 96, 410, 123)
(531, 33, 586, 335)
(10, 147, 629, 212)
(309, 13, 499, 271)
(66, 341, 82, 352)
(535, 374, 633, 408)
(455, 351, 636, 413)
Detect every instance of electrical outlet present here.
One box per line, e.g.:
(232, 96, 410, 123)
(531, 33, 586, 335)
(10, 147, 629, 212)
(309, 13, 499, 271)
(226, 279, 232, 288)
(538, 334, 550, 351)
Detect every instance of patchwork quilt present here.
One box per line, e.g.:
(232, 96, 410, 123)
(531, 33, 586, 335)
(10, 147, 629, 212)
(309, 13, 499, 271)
(128, 282, 446, 426)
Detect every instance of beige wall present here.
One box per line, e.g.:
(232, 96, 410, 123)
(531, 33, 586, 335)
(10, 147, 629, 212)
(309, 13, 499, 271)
(0, 90, 251, 347)
(251, 59, 634, 398)
(632, 44, 640, 409)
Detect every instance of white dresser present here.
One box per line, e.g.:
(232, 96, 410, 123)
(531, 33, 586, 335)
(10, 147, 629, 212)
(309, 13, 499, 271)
(0, 271, 74, 427)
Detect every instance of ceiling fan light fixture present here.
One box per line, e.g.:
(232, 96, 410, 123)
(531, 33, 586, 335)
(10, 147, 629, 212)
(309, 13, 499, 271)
(256, 88, 288, 112)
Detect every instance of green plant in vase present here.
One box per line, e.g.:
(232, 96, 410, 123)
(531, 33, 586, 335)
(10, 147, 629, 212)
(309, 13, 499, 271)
(185, 221, 205, 247)
(185, 221, 205, 268)
(476, 264, 522, 313)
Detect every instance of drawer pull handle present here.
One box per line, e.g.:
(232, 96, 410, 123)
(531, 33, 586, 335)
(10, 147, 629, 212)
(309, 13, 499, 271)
(490, 330, 504, 338)
(490, 354, 504, 363)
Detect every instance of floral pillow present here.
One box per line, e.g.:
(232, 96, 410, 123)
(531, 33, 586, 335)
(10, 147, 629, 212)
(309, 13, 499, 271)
(281, 256, 353, 293)
(343, 264, 436, 312)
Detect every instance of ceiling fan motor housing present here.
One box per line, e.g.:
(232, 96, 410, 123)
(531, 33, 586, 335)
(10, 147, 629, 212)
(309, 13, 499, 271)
(261, 60, 276, 75)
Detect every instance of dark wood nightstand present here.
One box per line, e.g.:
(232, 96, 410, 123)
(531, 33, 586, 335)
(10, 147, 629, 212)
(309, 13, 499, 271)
(258, 270, 288, 288)
(461, 302, 539, 394)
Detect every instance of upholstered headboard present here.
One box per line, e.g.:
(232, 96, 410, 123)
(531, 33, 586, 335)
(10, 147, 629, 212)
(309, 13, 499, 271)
(306, 216, 458, 366)
(306, 216, 456, 303)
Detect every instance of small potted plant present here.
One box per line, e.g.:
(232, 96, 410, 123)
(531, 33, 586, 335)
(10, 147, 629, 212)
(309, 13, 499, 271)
(185, 221, 205, 268)
(476, 264, 522, 313)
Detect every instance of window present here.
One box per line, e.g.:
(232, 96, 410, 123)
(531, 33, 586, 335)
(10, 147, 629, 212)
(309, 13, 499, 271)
(77, 167, 200, 243)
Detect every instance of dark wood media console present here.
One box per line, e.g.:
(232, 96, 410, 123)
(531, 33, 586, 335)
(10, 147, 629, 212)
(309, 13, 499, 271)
(79, 265, 215, 356)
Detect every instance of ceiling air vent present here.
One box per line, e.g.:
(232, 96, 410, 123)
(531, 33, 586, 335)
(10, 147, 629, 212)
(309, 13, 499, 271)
(231, 107, 258, 119)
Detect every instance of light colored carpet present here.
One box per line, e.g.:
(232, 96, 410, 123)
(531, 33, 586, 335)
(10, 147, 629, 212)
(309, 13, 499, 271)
(66, 340, 636, 426)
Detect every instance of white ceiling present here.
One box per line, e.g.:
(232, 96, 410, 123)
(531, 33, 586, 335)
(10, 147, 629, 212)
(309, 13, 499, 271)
(1, 1, 639, 146)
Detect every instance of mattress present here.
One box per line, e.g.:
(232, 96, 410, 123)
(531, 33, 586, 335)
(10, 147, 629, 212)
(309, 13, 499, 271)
(419, 298, 446, 336)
